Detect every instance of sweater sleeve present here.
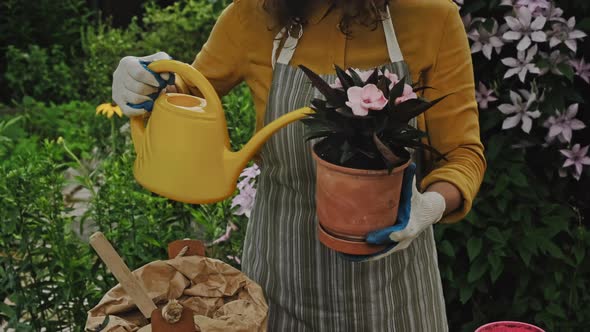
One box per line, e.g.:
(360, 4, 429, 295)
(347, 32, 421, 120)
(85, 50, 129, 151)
(180, 0, 247, 97)
(420, 2, 486, 224)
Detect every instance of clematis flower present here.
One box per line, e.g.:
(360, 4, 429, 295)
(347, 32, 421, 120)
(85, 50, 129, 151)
(538, 50, 570, 76)
(475, 82, 498, 109)
(515, 0, 550, 12)
(548, 17, 587, 53)
(331, 68, 375, 89)
(501, 44, 541, 82)
(570, 58, 590, 84)
(503, 7, 547, 51)
(560, 144, 590, 180)
(240, 164, 260, 182)
(498, 90, 541, 133)
(232, 179, 257, 218)
(469, 19, 505, 60)
(544, 104, 586, 143)
(212, 222, 239, 245)
(537, 5, 566, 23)
(345, 84, 389, 116)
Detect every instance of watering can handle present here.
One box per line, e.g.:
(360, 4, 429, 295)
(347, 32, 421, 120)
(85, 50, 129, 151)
(129, 60, 224, 151)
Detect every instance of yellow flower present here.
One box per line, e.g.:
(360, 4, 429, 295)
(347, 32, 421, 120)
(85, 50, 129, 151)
(96, 103, 123, 119)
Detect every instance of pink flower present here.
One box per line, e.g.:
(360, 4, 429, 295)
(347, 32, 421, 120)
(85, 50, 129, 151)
(544, 104, 586, 143)
(395, 84, 418, 105)
(383, 69, 400, 88)
(503, 7, 547, 51)
(501, 44, 540, 82)
(469, 19, 505, 60)
(498, 90, 541, 133)
(212, 222, 239, 245)
(560, 144, 590, 180)
(475, 82, 498, 109)
(570, 58, 590, 84)
(330, 68, 375, 89)
(548, 17, 587, 52)
(515, 0, 550, 12)
(232, 180, 257, 218)
(345, 84, 389, 116)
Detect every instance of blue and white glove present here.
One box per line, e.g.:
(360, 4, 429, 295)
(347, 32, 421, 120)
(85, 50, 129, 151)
(112, 52, 176, 117)
(342, 163, 446, 262)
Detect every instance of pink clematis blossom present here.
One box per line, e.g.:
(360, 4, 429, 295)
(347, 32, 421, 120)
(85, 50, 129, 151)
(501, 44, 540, 82)
(533, 5, 567, 23)
(544, 104, 586, 143)
(232, 179, 257, 218)
(498, 90, 541, 133)
(345, 84, 389, 116)
(548, 17, 587, 53)
(570, 58, 590, 84)
(560, 144, 590, 180)
(212, 222, 239, 245)
(503, 6, 547, 51)
(469, 19, 505, 60)
(475, 82, 498, 109)
(515, 0, 551, 12)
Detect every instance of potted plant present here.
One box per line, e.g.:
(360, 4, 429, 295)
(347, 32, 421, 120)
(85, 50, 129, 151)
(299, 65, 446, 255)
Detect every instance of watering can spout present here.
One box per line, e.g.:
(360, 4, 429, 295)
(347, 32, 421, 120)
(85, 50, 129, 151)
(225, 107, 313, 173)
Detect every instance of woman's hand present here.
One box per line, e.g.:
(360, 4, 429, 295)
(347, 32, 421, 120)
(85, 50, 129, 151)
(340, 163, 447, 262)
(112, 52, 175, 117)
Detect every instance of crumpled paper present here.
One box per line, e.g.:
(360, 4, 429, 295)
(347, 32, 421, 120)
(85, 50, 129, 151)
(86, 256, 268, 332)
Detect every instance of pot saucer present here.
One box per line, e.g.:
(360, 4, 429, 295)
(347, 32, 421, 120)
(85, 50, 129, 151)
(318, 224, 388, 255)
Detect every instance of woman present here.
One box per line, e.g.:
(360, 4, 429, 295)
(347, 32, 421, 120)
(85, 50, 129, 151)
(112, 0, 486, 330)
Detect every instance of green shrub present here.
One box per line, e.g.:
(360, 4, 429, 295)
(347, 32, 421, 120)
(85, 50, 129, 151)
(139, 0, 221, 63)
(0, 141, 98, 331)
(4, 45, 81, 103)
(80, 21, 143, 103)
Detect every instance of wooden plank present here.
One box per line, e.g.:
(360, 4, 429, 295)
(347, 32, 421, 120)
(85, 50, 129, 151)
(89, 232, 157, 319)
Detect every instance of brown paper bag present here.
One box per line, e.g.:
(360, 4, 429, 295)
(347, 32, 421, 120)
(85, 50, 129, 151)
(86, 256, 267, 332)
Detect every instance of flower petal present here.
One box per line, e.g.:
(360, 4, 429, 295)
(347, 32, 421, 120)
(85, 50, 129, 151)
(521, 115, 533, 133)
(517, 36, 532, 51)
(502, 114, 522, 129)
(530, 16, 547, 30)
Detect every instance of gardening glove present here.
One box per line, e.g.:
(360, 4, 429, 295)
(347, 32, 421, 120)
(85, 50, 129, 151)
(112, 52, 176, 117)
(341, 163, 446, 262)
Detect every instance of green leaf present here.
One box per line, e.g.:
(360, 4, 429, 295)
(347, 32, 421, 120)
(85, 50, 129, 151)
(578, 17, 590, 32)
(439, 240, 455, 258)
(518, 246, 532, 267)
(459, 285, 474, 304)
(334, 65, 354, 90)
(557, 63, 575, 81)
(467, 238, 482, 262)
(486, 227, 505, 244)
(467, 257, 488, 283)
(347, 68, 365, 86)
(488, 254, 503, 282)
(546, 303, 567, 319)
(299, 65, 347, 107)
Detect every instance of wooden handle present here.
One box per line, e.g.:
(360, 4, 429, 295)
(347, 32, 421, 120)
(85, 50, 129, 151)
(90, 232, 157, 319)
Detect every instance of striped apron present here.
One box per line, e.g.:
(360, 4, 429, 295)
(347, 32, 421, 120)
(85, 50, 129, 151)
(242, 7, 449, 331)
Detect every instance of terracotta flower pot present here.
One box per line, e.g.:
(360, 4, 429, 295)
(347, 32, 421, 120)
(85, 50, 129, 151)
(312, 148, 410, 255)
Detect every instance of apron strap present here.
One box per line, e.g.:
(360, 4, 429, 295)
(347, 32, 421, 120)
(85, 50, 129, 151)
(272, 22, 304, 69)
(272, 5, 403, 67)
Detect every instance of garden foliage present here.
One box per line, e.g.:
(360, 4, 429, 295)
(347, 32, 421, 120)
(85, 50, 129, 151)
(0, 0, 589, 331)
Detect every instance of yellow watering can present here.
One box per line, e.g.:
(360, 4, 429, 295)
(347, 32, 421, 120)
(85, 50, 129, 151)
(130, 60, 312, 204)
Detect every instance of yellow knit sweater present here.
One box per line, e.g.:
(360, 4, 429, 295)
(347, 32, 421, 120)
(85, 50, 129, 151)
(186, 0, 486, 223)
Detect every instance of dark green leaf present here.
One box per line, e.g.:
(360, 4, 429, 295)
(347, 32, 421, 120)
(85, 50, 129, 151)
(467, 237, 482, 262)
(334, 65, 354, 90)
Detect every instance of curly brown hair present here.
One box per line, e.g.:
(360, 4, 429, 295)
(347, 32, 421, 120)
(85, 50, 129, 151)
(262, 0, 390, 35)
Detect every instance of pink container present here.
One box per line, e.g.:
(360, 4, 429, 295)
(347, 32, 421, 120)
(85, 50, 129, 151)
(475, 321, 545, 332)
